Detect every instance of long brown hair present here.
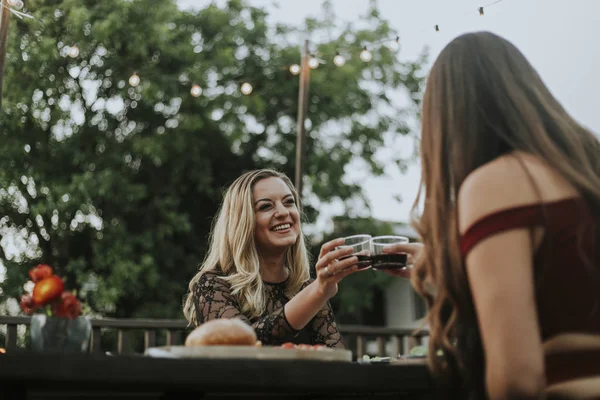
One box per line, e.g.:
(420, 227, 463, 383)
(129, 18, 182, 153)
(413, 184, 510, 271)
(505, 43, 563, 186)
(411, 31, 600, 398)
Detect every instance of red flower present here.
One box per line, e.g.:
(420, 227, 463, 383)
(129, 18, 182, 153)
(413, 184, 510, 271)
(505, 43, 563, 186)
(19, 294, 37, 314)
(28, 264, 54, 283)
(32, 275, 64, 305)
(52, 292, 82, 319)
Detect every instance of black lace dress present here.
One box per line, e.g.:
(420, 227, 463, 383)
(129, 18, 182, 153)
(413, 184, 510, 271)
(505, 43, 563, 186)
(192, 269, 343, 348)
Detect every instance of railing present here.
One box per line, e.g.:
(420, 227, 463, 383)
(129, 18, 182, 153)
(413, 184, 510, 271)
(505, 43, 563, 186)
(339, 324, 428, 358)
(0, 315, 428, 358)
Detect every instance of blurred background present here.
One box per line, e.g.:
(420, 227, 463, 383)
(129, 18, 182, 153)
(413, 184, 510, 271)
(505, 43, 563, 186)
(1, 0, 598, 351)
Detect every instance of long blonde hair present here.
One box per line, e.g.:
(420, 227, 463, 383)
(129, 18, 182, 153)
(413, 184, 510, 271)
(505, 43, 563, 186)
(183, 169, 311, 326)
(411, 31, 600, 398)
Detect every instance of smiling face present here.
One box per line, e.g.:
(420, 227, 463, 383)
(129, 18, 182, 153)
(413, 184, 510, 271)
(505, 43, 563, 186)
(253, 177, 301, 255)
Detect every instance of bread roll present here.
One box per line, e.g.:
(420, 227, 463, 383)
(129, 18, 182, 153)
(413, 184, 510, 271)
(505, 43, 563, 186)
(185, 318, 257, 346)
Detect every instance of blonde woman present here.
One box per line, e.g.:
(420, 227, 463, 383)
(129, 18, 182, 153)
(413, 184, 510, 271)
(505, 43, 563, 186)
(183, 169, 360, 347)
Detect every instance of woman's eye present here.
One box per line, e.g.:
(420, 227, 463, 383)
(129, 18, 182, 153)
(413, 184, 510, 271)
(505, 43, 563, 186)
(286, 199, 296, 205)
(259, 204, 271, 211)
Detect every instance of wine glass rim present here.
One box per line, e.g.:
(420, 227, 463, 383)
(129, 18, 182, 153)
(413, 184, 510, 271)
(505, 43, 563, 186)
(372, 235, 409, 242)
(342, 234, 372, 245)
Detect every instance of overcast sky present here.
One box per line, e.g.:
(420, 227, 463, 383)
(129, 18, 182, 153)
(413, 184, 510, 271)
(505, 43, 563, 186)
(179, 0, 599, 227)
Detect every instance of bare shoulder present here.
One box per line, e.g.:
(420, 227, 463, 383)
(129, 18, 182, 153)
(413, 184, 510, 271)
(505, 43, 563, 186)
(457, 152, 578, 234)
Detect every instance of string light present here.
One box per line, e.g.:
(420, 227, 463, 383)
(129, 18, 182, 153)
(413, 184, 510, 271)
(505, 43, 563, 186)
(240, 82, 253, 95)
(128, 73, 140, 87)
(42, 0, 509, 104)
(333, 52, 346, 67)
(388, 36, 400, 51)
(4, 0, 31, 18)
(190, 84, 202, 97)
(68, 44, 79, 58)
(359, 47, 372, 62)
(7, 0, 22, 9)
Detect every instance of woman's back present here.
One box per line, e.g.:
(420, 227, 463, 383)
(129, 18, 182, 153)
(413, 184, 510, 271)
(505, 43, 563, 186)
(460, 152, 599, 338)
(458, 151, 600, 391)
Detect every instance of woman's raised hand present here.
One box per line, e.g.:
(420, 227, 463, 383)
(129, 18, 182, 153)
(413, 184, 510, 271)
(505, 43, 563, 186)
(314, 238, 360, 299)
(380, 242, 423, 279)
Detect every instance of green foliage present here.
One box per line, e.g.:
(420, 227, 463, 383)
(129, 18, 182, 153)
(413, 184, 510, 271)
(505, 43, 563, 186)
(0, 0, 426, 319)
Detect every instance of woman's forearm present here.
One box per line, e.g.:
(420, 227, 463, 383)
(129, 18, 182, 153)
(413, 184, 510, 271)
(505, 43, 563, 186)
(283, 280, 330, 330)
(283, 240, 359, 331)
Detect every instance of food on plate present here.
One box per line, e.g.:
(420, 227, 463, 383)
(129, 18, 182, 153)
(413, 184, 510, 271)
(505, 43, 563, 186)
(409, 345, 428, 357)
(279, 342, 331, 351)
(185, 318, 257, 346)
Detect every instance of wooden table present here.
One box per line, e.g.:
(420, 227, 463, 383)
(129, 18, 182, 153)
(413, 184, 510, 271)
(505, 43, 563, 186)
(0, 350, 436, 399)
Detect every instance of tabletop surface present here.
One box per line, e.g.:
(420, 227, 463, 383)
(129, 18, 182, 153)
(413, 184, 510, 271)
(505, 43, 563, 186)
(0, 351, 434, 394)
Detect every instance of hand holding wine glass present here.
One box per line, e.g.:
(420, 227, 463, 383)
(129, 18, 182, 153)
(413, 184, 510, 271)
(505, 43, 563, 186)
(314, 238, 362, 299)
(380, 242, 424, 279)
(335, 235, 372, 270)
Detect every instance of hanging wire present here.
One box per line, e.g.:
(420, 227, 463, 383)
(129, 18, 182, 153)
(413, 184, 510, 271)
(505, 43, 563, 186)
(416, 0, 508, 34)
(1, 1, 33, 19)
(11, 0, 511, 95)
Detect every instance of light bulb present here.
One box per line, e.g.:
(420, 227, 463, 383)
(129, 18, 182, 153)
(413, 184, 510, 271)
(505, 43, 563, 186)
(333, 53, 345, 67)
(190, 84, 202, 97)
(68, 44, 79, 58)
(7, 0, 20, 8)
(289, 64, 301, 75)
(14, 0, 23, 9)
(240, 82, 253, 95)
(359, 47, 372, 62)
(389, 36, 400, 51)
(129, 73, 140, 87)
(308, 57, 319, 69)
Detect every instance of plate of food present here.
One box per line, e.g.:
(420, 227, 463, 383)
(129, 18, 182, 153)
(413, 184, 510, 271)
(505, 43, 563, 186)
(145, 319, 352, 362)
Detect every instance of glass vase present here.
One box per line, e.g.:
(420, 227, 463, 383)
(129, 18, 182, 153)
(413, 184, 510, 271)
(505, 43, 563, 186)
(30, 314, 92, 353)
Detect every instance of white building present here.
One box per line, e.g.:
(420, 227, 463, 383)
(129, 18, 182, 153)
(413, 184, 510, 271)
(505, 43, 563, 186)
(384, 222, 426, 330)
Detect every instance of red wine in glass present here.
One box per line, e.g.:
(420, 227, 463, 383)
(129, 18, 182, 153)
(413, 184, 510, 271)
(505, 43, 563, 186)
(371, 235, 409, 271)
(337, 234, 372, 270)
(339, 254, 372, 270)
(371, 253, 407, 270)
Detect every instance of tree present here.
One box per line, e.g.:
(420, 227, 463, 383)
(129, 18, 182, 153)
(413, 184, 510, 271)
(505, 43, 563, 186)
(0, 0, 426, 319)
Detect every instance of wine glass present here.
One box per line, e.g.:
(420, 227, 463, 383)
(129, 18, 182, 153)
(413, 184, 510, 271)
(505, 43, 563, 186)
(371, 236, 409, 270)
(336, 234, 372, 270)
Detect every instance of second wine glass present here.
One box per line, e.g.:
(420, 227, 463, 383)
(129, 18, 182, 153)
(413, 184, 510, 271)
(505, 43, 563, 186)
(371, 236, 409, 270)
